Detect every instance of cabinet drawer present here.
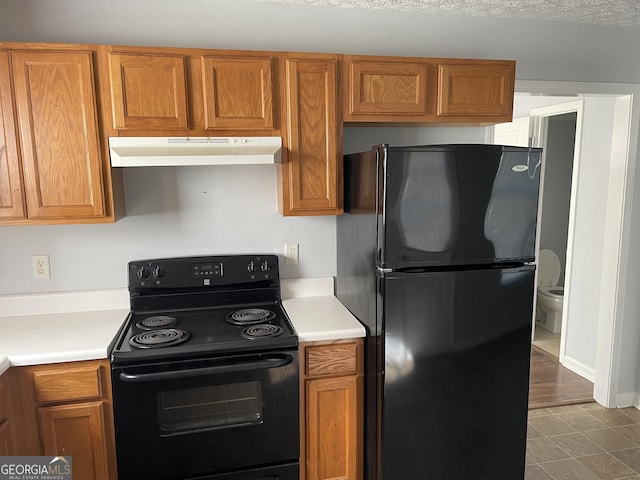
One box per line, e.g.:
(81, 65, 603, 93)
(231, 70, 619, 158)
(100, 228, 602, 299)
(305, 342, 358, 377)
(33, 365, 103, 403)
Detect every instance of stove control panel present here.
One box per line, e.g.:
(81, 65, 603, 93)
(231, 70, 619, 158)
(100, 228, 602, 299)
(128, 254, 279, 290)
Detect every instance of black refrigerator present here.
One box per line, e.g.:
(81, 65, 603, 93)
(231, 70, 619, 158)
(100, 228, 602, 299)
(335, 143, 542, 480)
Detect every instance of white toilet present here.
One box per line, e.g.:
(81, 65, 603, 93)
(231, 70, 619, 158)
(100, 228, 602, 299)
(536, 249, 564, 333)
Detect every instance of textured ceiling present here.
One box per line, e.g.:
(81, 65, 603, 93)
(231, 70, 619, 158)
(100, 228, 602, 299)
(253, 0, 640, 26)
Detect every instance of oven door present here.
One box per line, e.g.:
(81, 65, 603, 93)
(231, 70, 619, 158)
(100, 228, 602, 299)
(111, 350, 299, 480)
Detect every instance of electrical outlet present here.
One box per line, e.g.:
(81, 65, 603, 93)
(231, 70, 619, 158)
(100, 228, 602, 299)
(284, 243, 299, 265)
(33, 255, 50, 279)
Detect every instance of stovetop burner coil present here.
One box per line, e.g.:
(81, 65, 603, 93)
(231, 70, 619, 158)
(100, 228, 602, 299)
(241, 324, 284, 339)
(226, 308, 276, 325)
(129, 328, 190, 349)
(136, 315, 178, 330)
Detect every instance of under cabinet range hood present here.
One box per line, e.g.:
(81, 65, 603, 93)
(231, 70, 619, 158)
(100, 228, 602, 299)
(108, 136, 282, 167)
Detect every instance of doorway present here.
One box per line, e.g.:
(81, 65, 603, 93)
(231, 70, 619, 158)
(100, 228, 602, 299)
(495, 102, 588, 408)
(503, 81, 640, 409)
(530, 103, 580, 362)
(494, 101, 581, 363)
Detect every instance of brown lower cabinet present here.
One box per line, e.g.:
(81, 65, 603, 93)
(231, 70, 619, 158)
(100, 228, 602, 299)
(0, 369, 12, 455)
(300, 338, 363, 480)
(9, 359, 117, 480)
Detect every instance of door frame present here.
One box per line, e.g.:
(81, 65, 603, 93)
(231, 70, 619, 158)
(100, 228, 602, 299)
(516, 80, 640, 408)
(529, 101, 583, 365)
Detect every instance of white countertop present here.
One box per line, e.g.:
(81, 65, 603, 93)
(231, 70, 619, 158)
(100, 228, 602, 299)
(0, 277, 364, 374)
(0, 309, 129, 372)
(283, 296, 365, 342)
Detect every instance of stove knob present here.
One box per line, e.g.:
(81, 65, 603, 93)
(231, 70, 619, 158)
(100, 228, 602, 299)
(136, 267, 149, 279)
(152, 266, 164, 278)
(247, 261, 256, 273)
(260, 260, 270, 272)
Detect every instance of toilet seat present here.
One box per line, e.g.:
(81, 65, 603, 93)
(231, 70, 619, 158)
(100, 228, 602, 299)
(538, 249, 561, 288)
(538, 285, 564, 299)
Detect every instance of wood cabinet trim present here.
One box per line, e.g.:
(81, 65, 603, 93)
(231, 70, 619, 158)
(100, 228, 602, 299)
(0, 50, 26, 220)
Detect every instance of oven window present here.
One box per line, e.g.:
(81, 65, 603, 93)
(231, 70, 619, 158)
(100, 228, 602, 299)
(158, 381, 263, 435)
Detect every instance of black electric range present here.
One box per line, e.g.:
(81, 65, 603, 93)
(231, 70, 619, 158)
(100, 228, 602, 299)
(109, 254, 300, 480)
(110, 254, 298, 366)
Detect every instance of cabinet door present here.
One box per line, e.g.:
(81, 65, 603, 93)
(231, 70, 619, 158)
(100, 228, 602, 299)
(201, 55, 274, 130)
(0, 371, 11, 456)
(39, 401, 109, 480)
(0, 421, 10, 456)
(282, 56, 342, 216)
(107, 52, 189, 130)
(0, 51, 25, 220)
(437, 63, 515, 118)
(306, 375, 360, 480)
(12, 51, 106, 219)
(344, 57, 429, 120)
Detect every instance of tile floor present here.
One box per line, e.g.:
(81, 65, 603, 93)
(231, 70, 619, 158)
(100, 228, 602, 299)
(527, 403, 640, 479)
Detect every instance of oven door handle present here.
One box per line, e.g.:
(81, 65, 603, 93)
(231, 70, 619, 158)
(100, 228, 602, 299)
(118, 354, 294, 382)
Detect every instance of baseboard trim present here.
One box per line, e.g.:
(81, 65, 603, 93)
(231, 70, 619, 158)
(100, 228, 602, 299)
(562, 355, 596, 383)
(617, 392, 637, 408)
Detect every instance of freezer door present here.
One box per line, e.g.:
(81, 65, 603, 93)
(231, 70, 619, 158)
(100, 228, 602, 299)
(380, 266, 534, 480)
(380, 144, 541, 268)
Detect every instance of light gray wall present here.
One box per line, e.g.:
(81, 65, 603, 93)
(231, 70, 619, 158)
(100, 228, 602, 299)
(344, 126, 488, 154)
(0, 166, 336, 293)
(2, 0, 640, 83)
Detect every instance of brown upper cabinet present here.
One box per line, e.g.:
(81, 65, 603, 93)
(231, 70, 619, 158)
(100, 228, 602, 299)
(0, 43, 123, 226)
(106, 52, 190, 130)
(343, 55, 515, 124)
(279, 53, 342, 216)
(101, 45, 280, 135)
(201, 55, 275, 130)
(2, 41, 518, 222)
(343, 56, 432, 121)
(436, 60, 515, 120)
